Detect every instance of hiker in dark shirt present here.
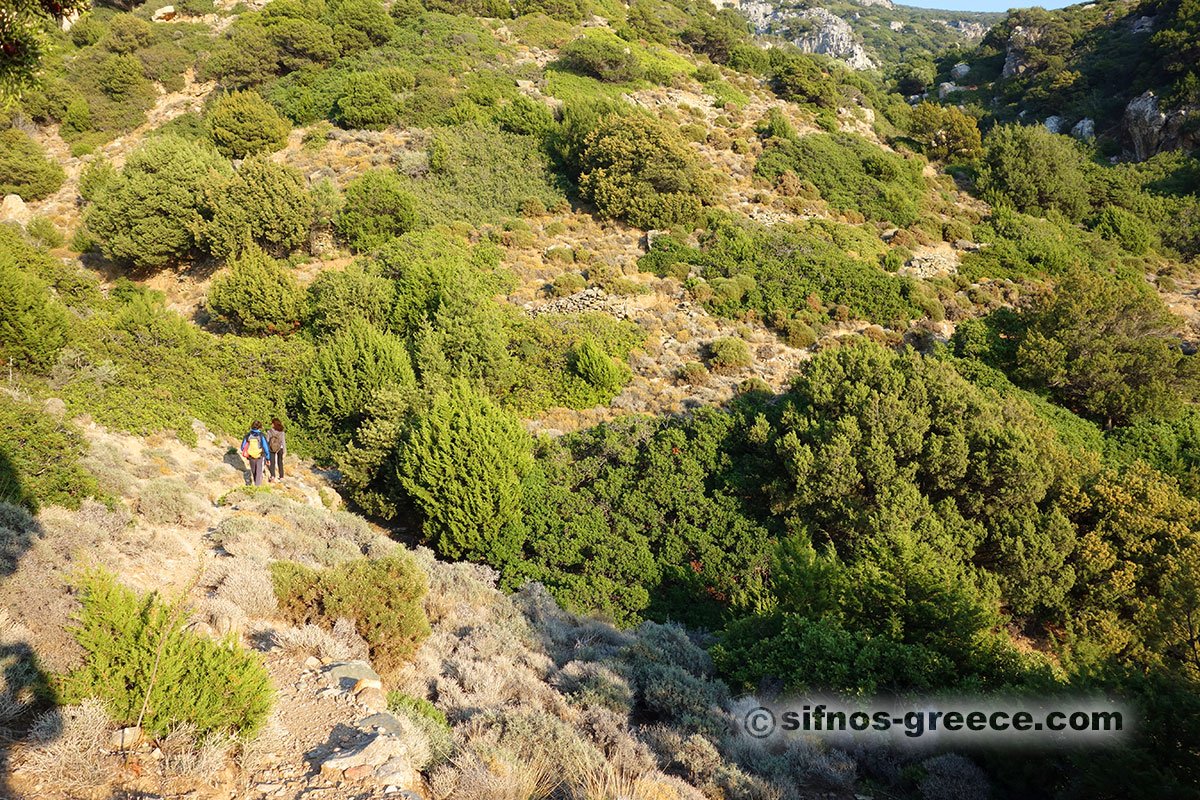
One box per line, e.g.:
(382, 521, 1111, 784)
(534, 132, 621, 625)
(267, 417, 287, 483)
(240, 422, 272, 487)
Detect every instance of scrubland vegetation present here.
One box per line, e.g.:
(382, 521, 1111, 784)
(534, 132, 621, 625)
(2, 0, 1200, 796)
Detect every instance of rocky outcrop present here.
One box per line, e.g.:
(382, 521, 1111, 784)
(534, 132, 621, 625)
(0, 194, 30, 225)
(1044, 115, 1066, 134)
(854, 0, 894, 8)
(1071, 118, 1095, 140)
(729, 1, 876, 70)
(938, 82, 961, 100)
(1001, 25, 1042, 79)
(934, 19, 990, 40)
(1123, 91, 1199, 161)
(951, 62, 971, 80)
(787, 8, 877, 70)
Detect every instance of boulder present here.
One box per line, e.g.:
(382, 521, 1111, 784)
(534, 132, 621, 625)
(937, 82, 960, 101)
(1044, 115, 1066, 134)
(320, 732, 405, 778)
(1070, 118, 1095, 140)
(325, 660, 381, 691)
(110, 727, 144, 751)
(1131, 15, 1156, 34)
(950, 62, 970, 81)
(376, 755, 422, 791)
(1123, 91, 1199, 161)
(0, 194, 30, 225)
(151, 5, 177, 21)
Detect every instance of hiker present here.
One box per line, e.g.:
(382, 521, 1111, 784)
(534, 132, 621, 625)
(267, 417, 286, 483)
(240, 421, 272, 487)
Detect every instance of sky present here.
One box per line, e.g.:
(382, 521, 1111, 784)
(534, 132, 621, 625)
(898, 0, 1074, 11)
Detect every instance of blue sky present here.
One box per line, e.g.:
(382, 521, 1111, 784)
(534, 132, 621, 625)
(899, 0, 1074, 10)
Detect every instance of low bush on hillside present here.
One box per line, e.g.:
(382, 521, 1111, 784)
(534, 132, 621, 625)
(755, 132, 926, 227)
(0, 394, 99, 512)
(0, 129, 66, 200)
(205, 90, 291, 159)
(206, 248, 305, 336)
(271, 553, 430, 678)
(336, 169, 420, 251)
(61, 569, 272, 736)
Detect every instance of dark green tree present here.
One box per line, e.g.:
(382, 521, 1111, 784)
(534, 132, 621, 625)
(205, 90, 291, 159)
(205, 246, 304, 336)
(397, 380, 532, 564)
(336, 169, 419, 251)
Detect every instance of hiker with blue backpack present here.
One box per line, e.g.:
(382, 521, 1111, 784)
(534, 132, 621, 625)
(240, 421, 272, 487)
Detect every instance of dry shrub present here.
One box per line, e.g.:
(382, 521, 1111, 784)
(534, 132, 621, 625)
(918, 753, 991, 800)
(430, 749, 561, 800)
(0, 609, 42, 725)
(273, 621, 367, 661)
(210, 558, 277, 618)
(20, 698, 113, 791)
(571, 761, 707, 800)
(137, 478, 204, 525)
(159, 723, 236, 784)
(217, 494, 393, 565)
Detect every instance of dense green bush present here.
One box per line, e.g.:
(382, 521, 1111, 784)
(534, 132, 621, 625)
(271, 553, 430, 678)
(205, 90, 291, 159)
(977, 124, 1091, 221)
(909, 101, 983, 162)
(304, 260, 396, 338)
(558, 34, 644, 83)
(570, 338, 628, 393)
(495, 94, 555, 137)
(333, 71, 405, 130)
(0, 246, 69, 373)
(206, 247, 304, 336)
(63, 568, 272, 736)
(207, 156, 314, 260)
(771, 55, 838, 108)
(578, 115, 713, 230)
(84, 136, 231, 270)
(292, 319, 416, 457)
(0, 129, 66, 200)
(755, 132, 925, 227)
(0, 393, 99, 512)
(325, 0, 394, 55)
(1017, 268, 1199, 427)
(513, 0, 582, 21)
(1090, 205, 1154, 255)
(706, 337, 751, 371)
(397, 380, 532, 564)
(406, 123, 567, 227)
(336, 169, 419, 251)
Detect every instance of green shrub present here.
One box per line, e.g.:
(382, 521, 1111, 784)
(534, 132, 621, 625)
(205, 90, 291, 159)
(207, 247, 304, 336)
(84, 136, 231, 270)
(706, 336, 751, 371)
(513, 0, 582, 21)
(406, 123, 567, 228)
(570, 338, 628, 393)
(334, 71, 403, 130)
(0, 248, 69, 373)
(292, 319, 415, 456)
(495, 94, 555, 137)
(304, 260, 395, 337)
(772, 55, 838, 108)
(326, 0, 394, 55)
(387, 690, 453, 764)
(102, 14, 153, 54)
(78, 158, 117, 202)
(397, 380, 533, 564)
(63, 568, 272, 737)
(25, 216, 64, 249)
(909, 101, 983, 162)
(755, 132, 924, 227)
(677, 361, 709, 385)
(0, 129, 66, 200)
(336, 169, 419, 251)
(0, 393, 99, 512)
(271, 553, 430, 679)
(782, 318, 817, 348)
(551, 272, 585, 296)
(1091, 206, 1154, 255)
(206, 157, 314, 260)
(578, 115, 714, 230)
(977, 124, 1091, 221)
(70, 14, 108, 47)
(205, 25, 280, 88)
(558, 34, 644, 83)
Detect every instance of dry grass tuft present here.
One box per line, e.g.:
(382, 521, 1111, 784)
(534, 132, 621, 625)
(20, 698, 114, 791)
